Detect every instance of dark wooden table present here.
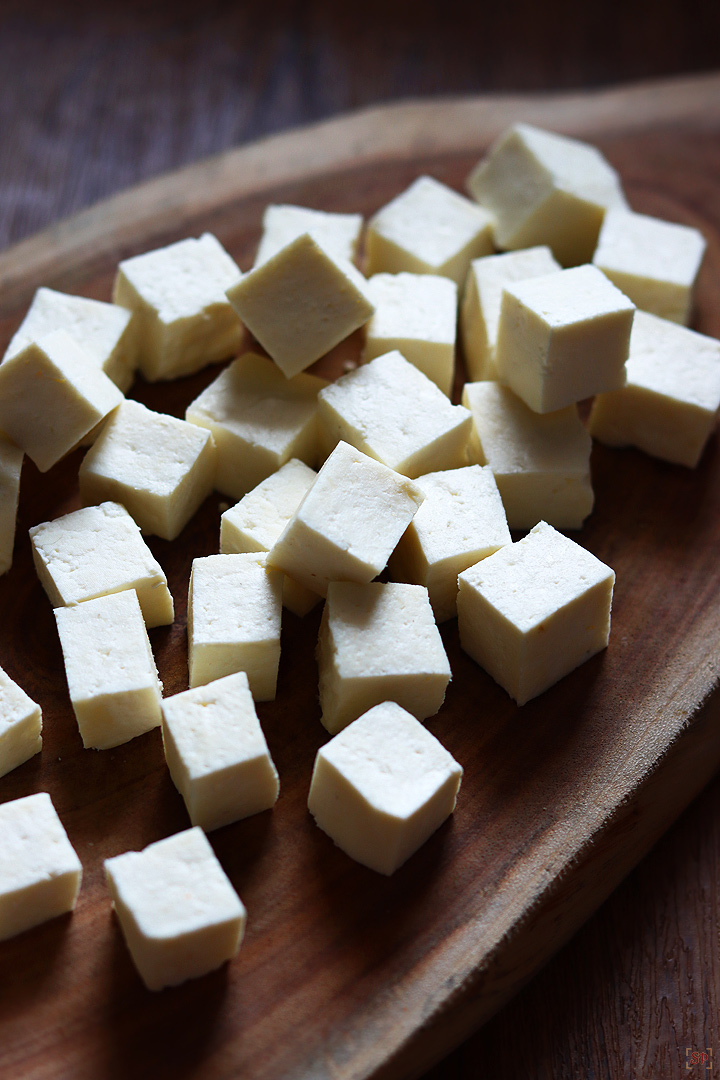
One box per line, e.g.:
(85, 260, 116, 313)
(2, 3, 720, 1077)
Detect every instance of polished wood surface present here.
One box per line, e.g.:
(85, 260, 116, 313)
(1, 77, 720, 1079)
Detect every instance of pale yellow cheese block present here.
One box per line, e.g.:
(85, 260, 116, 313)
(55, 590, 163, 750)
(458, 521, 615, 705)
(318, 350, 472, 477)
(185, 352, 326, 501)
(588, 310, 720, 467)
(467, 123, 627, 266)
(0, 330, 124, 473)
(3, 286, 137, 392)
(30, 501, 174, 628)
(0, 793, 82, 942)
(161, 671, 279, 832)
(317, 580, 451, 735)
(308, 701, 463, 875)
(0, 667, 42, 781)
(495, 265, 635, 414)
(388, 464, 511, 622)
(113, 232, 243, 381)
(592, 207, 707, 325)
(363, 272, 457, 396)
(267, 441, 424, 600)
(79, 399, 216, 541)
(187, 553, 283, 700)
(226, 234, 374, 378)
(105, 827, 246, 991)
(462, 381, 594, 530)
(461, 246, 560, 382)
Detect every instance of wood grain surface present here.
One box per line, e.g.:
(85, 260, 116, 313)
(1, 75, 720, 1080)
(2, 0, 720, 249)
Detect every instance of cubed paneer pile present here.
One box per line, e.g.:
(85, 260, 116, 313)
(0, 119, 716, 995)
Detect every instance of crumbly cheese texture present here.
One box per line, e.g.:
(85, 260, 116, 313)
(30, 501, 173, 628)
(308, 702, 463, 875)
(255, 204, 363, 267)
(112, 232, 243, 381)
(462, 381, 594, 530)
(220, 459, 319, 617)
(495, 265, 635, 413)
(161, 671, 279, 832)
(461, 246, 561, 381)
(0, 666, 42, 780)
(226, 234, 374, 379)
(185, 352, 326, 500)
(0, 435, 23, 576)
(366, 175, 494, 285)
(79, 399, 216, 541)
(466, 123, 628, 266)
(592, 208, 707, 325)
(588, 310, 720, 468)
(317, 581, 451, 734)
(55, 589, 163, 750)
(267, 441, 424, 600)
(187, 553, 283, 700)
(0, 792, 82, 941)
(363, 273, 458, 395)
(317, 350, 472, 477)
(0, 329, 124, 473)
(458, 521, 614, 705)
(4, 286, 137, 392)
(105, 827, 246, 991)
(388, 465, 511, 622)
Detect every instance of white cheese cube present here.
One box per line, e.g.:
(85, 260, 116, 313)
(366, 175, 493, 285)
(112, 233, 243, 381)
(226, 234, 374, 379)
(467, 123, 627, 266)
(105, 827, 246, 991)
(55, 590, 163, 750)
(388, 465, 510, 622)
(220, 459, 319, 617)
(187, 553, 282, 699)
(588, 310, 720, 467)
(0, 435, 23, 576)
(317, 581, 451, 734)
(462, 382, 594, 530)
(592, 207, 706, 325)
(255, 204, 363, 267)
(30, 501, 174, 628)
(495, 265, 635, 413)
(308, 701, 462, 875)
(0, 667, 42, 780)
(461, 246, 561, 381)
(318, 350, 472, 477)
(4, 286, 137, 392)
(161, 671, 279, 832)
(78, 399, 216, 541)
(0, 330, 124, 473)
(0, 792, 82, 941)
(458, 521, 615, 705)
(267, 441, 424, 600)
(185, 352, 326, 500)
(363, 273, 457, 395)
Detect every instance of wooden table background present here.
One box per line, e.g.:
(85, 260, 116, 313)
(2, 2, 720, 1077)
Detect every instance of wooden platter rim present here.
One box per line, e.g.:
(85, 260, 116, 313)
(1, 70, 720, 317)
(1, 72, 720, 1080)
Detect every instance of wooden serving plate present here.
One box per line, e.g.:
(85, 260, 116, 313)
(1, 73, 720, 1080)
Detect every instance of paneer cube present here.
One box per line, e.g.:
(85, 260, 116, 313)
(458, 521, 615, 705)
(308, 701, 462, 875)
